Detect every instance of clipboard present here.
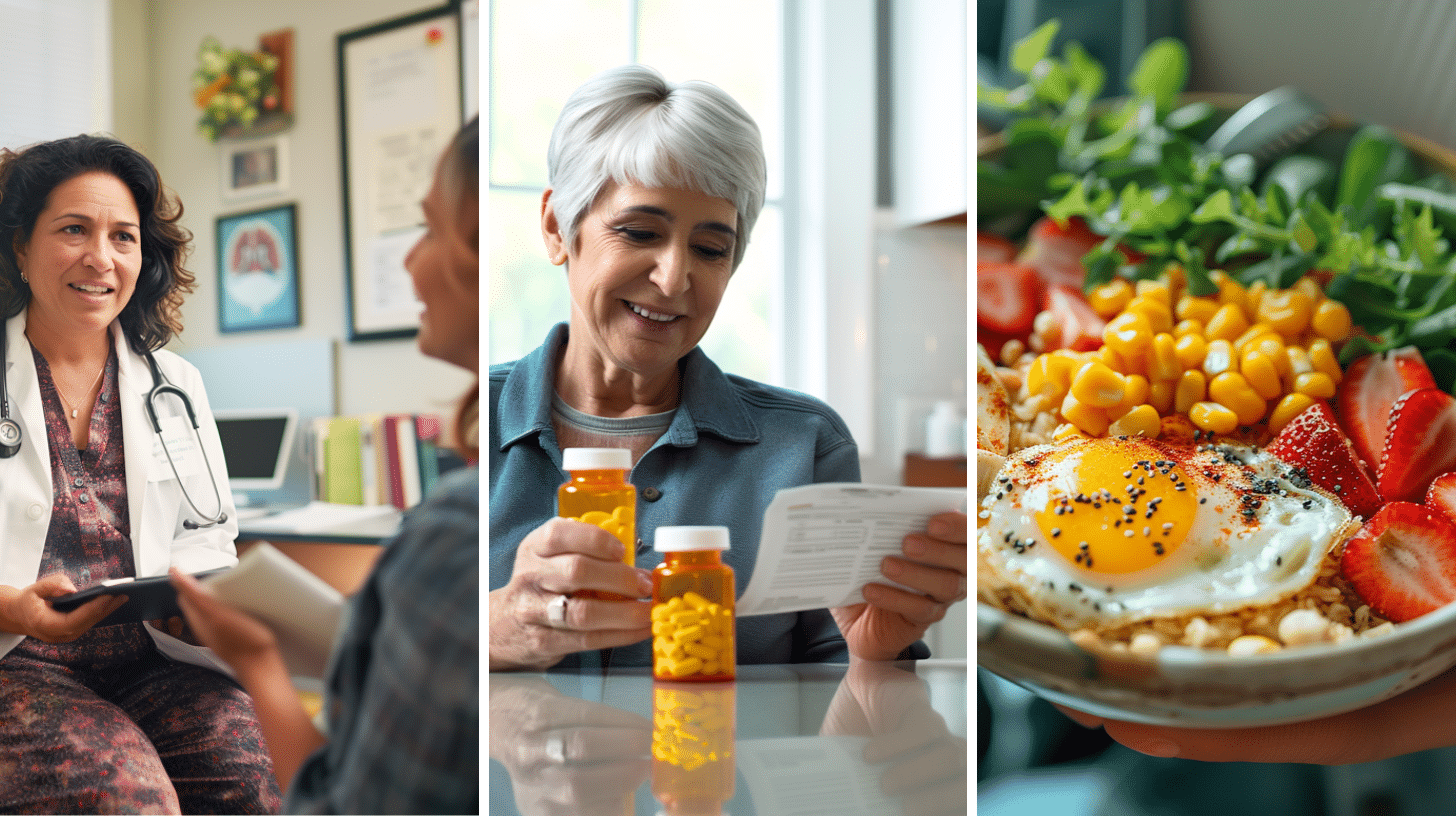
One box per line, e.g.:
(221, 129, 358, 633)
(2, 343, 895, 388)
(50, 568, 233, 625)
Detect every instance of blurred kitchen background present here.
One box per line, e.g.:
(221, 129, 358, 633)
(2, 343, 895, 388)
(979, 1, 1456, 815)
(489, 1, 969, 657)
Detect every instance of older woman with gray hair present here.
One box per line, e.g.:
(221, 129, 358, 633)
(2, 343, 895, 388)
(489, 64, 966, 672)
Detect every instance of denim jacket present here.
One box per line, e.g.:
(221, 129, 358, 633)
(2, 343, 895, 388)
(489, 323, 866, 668)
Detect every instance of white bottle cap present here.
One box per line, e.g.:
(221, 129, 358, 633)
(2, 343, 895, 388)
(562, 447, 631, 471)
(654, 526, 731, 552)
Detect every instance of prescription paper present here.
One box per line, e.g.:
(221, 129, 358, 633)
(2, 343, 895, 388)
(736, 483, 967, 617)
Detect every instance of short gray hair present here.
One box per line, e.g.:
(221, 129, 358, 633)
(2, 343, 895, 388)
(546, 64, 766, 271)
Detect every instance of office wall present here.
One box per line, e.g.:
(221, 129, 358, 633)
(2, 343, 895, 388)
(111, 0, 473, 421)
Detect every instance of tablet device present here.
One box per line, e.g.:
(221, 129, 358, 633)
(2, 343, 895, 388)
(50, 568, 233, 625)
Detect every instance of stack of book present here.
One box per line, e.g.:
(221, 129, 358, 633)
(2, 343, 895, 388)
(309, 414, 447, 508)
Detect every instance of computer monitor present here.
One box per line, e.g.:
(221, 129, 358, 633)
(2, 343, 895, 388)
(213, 408, 298, 493)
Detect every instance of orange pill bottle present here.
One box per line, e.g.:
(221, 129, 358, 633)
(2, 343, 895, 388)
(558, 447, 635, 600)
(651, 526, 735, 682)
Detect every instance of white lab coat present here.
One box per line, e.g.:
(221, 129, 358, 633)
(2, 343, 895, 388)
(0, 312, 238, 673)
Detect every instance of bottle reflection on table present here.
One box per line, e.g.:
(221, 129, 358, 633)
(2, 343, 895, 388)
(651, 682, 736, 816)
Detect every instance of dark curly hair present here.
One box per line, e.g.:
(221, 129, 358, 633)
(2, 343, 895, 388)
(0, 134, 195, 354)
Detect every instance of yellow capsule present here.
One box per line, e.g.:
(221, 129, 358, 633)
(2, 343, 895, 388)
(1174, 318, 1205, 339)
(1257, 288, 1314, 338)
(1060, 393, 1110, 436)
(1176, 294, 1221, 325)
(683, 591, 710, 610)
(1173, 333, 1208, 371)
(1174, 369, 1207, 414)
(1307, 338, 1343, 384)
(1104, 310, 1155, 369)
(685, 643, 718, 661)
(1070, 361, 1127, 408)
(1209, 371, 1267, 426)
(1239, 350, 1284, 401)
(1148, 333, 1181, 382)
(669, 656, 705, 677)
(670, 610, 702, 627)
(1088, 278, 1134, 319)
(652, 604, 671, 622)
(1205, 302, 1251, 342)
(1312, 299, 1353, 342)
(672, 624, 705, 645)
(1269, 392, 1318, 432)
(1189, 401, 1240, 435)
(1294, 371, 1337, 399)
(1108, 403, 1161, 438)
(700, 634, 724, 650)
(1148, 379, 1176, 415)
(1202, 338, 1235, 378)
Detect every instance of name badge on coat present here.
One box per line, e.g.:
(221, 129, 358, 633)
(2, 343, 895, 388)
(149, 414, 204, 481)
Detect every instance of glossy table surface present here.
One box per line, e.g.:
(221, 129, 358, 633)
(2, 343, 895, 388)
(489, 659, 968, 816)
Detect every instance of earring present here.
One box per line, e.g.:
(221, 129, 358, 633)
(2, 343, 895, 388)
(18, 272, 26, 284)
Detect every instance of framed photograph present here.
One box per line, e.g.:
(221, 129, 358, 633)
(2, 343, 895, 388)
(216, 203, 301, 333)
(220, 136, 289, 200)
(337, 3, 463, 340)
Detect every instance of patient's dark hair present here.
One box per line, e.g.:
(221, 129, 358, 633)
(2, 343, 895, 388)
(0, 134, 195, 353)
(444, 116, 480, 463)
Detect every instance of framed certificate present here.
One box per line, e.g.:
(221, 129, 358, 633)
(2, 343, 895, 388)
(336, 2, 464, 341)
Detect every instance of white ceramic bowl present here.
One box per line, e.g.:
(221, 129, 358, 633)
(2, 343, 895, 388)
(977, 599, 1456, 728)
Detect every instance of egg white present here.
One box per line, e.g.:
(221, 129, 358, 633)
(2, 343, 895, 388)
(977, 437, 1354, 631)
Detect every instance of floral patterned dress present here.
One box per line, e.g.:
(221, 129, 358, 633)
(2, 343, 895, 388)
(0, 345, 281, 814)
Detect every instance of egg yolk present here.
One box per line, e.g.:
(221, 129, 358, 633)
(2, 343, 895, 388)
(1032, 441, 1197, 577)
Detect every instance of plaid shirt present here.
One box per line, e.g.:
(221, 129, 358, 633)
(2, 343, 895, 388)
(285, 466, 479, 814)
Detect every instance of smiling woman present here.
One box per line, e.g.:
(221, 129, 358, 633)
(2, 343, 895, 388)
(488, 65, 968, 675)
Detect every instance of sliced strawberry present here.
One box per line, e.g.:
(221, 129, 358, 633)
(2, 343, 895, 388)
(1041, 284, 1105, 353)
(1425, 473, 1456, 522)
(976, 261, 1043, 337)
(1378, 388, 1456, 503)
(977, 232, 1017, 263)
(1265, 400, 1383, 520)
(1335, 347, 1437, 469)
(1340, 501, 1456, 622)
(1018, 215, 1146, 290)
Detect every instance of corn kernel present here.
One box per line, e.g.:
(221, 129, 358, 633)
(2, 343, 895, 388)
(1070, 361, 1127, 408)
(1173, 333, 1207, 371)
(1293, 276, 1323, 303)
(1209, 371, 1268, 425)
(1148, 379, 1176, 415)
(1293, 371, 1336, 399)
(1239, 350, 1283, 401)
(1312, 299, 1353, 342)
(1127, 296, 1175, 335)
(1307, 338, 1343, 384)
(1246, 280, 1269, 315)
(1060, 393, 1110, 436)
(1051, 422, 1087, 443)
(1174, 369, 1207, 414)
(1119, 373, 1150, 412)
(1286, 346, 1314, 377)
(1202, 338, 1235, 378)
(1103, 311, 1154, 373)
(1176, 294, 1221, 325)
(1174, 318, 1205, 338)
(1249, 336, 1290, 378)
(1213, 271, 1251, 313)
(1189, 401, 1240, 435)
(1108, 404, 1161, 438)
(1233, 322, 1279, 356)
(1147, 333, 1180, 381)
(1257, 289, 1314, 337)
(1205, 302, 1251, 342)
(1269, 393, 1317, 432)
(1088, 278, 1134, 319)
(1098, 344, 1132, 373)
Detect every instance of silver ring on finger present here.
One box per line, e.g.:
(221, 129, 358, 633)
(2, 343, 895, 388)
(547, 593, 570, 627)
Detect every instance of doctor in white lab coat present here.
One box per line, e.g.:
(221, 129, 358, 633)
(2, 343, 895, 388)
(0, 134, 280, 813)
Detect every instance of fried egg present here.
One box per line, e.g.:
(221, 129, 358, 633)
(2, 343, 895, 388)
(977, 436, 1355, 630)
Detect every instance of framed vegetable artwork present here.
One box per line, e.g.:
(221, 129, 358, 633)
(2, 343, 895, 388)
(216, 203, 301, 333)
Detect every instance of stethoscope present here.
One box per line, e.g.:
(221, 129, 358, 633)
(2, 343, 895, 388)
(0, 330, 228, 529)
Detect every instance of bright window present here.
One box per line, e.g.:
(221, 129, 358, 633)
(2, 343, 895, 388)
(0, 0, 111, 148)
(487, 0, 784, 384)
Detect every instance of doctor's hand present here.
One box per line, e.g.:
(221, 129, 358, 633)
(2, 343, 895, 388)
(490, 517, 653, 672)
(2, 573, 127, 643)
(833, 511, 968, 661)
